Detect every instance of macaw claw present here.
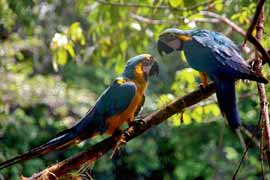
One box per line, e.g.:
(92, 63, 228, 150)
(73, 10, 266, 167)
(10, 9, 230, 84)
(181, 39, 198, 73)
(129, 119, 146, 129)
(199, 83, 207, 94)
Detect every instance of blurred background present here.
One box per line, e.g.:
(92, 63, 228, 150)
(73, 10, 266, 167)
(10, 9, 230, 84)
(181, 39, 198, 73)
(0, 0, 270, 179)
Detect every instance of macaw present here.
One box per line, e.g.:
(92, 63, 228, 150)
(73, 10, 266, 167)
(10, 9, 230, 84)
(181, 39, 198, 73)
(0, 54, 159, 170)
(157, 28, 268, 129)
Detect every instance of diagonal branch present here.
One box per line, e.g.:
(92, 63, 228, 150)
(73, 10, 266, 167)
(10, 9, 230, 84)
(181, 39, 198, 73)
(200, 11, 246, 36)
(22, 84, 216, 180)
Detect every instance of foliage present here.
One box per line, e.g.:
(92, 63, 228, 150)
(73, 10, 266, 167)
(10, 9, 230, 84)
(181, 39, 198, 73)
(0, 0, 270, 179)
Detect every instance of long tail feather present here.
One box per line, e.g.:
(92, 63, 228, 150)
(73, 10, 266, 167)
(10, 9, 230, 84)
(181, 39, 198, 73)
(242, 71, 268, 84)
(213, 77, 241, 129)
(0, 129, 78, 170)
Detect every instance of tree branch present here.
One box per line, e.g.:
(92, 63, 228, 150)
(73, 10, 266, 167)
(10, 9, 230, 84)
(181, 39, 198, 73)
(22, 84, 216, 180)
(253, 2, 270, 170)
(130, 13, 179, 25)
(96, 0, 214, 12)
(200, 11, 246, 36)
(245, 0, 270, 64)
(234, 1, 269, 178)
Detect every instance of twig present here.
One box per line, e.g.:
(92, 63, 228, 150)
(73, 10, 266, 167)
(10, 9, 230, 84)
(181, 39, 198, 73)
(131, 12, 220, 25)
(22, 84, 217, 180)
(233, 114, 262, 179)
(130, 13, 178, 25)
(232, 136, 252, 180)
(200, 11, 246, 36)
(96, 0, 214, 12)
(260, 122, 266, 180)
(245, 0, 265, 41)
(201, 10, 270, 64)
(240, 126, 260, 148)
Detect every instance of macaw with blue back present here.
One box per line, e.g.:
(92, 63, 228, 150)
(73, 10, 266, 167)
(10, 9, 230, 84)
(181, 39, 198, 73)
(0, 54, 159, 170)
(157, 28, 268, 130)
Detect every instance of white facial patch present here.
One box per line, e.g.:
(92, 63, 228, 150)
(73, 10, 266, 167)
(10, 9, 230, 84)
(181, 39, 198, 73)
(143, 65, 152, 74)
(166, 39, 182, 50)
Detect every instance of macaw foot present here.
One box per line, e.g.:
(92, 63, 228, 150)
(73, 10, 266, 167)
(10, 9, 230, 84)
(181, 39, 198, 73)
(199, 83, 207, 93)
(199, 72, 208, 89)
(129, 119, 146, 129)
(112, 129, 123, 137)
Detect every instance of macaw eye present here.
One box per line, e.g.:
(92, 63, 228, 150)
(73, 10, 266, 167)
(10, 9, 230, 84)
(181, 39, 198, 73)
(142, 60, 151, 66)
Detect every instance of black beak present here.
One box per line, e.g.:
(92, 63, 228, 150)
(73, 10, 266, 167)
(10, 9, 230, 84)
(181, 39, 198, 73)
(149, 61, 159, 76)
(157, 40, 175, 56)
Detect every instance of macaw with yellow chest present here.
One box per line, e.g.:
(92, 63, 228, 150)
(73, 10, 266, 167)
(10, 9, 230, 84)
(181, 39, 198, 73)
(0, 54, 159, 170)
(157, 28, 268, 130)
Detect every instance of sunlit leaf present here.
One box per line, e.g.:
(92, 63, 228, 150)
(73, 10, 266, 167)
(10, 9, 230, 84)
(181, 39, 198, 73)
(169, 0, 184, 8)
(224, 147, 239, 160)
(215, 1, 223, 11)
(65, 44, 75, 58)
(57, 48, 68, 65)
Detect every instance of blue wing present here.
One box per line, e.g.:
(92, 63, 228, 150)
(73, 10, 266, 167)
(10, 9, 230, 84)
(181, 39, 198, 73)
(190, 29, 268, 82)
(191, 30, 249, 77)
(74, 78, 136, 135)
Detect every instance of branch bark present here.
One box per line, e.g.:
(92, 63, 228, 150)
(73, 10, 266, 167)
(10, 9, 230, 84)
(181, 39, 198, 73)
(96, 0, 213, 12)
(245, 0, 270, 65)
(234, 1, 269, 178)
(200, 11, 246, 36)
(253, 2, 270, 171)
(22, 84, 216, 180)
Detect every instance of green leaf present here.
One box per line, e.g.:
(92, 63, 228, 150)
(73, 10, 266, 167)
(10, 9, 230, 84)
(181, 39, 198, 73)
(65, 44, 75, 58)
(215, 1, 223, 11)
(224, 147, 239, 160)
(169, 0, 184, 8)
(120, 41, 127, 52)
(57, 48, 68, 65)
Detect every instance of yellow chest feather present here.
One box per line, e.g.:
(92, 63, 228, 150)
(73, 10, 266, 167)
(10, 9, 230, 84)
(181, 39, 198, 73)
(106, 84, 145, 135)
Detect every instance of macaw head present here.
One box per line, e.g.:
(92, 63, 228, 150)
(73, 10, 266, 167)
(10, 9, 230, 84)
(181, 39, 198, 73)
(123, 54, 159, 82)
(157, 28, 192, 55)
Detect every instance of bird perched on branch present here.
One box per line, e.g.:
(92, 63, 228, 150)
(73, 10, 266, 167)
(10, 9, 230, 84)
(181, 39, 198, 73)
(157, 28, 268, 130)
(0, 54, 159, 170)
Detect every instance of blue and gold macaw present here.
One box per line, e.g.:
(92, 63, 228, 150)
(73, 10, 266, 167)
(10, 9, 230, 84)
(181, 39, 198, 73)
(157, 28, 268, 129)
(0, 54, 159, 170)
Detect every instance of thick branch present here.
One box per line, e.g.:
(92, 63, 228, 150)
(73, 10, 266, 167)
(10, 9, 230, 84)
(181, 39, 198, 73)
(245, 0, 270, 64)
(253, 3, 270, 170)
(246, 0, 265, 38)
(23, 84, 216, 180)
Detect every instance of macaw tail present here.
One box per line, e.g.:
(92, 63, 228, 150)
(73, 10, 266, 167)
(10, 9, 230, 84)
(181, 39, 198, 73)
(213, 77, 241, 129)
(0, 128, 79, 170)
(242, 72, 268, 84)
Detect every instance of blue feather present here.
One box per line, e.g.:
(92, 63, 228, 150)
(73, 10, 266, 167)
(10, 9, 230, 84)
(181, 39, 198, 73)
(210, 75, 241, 129)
